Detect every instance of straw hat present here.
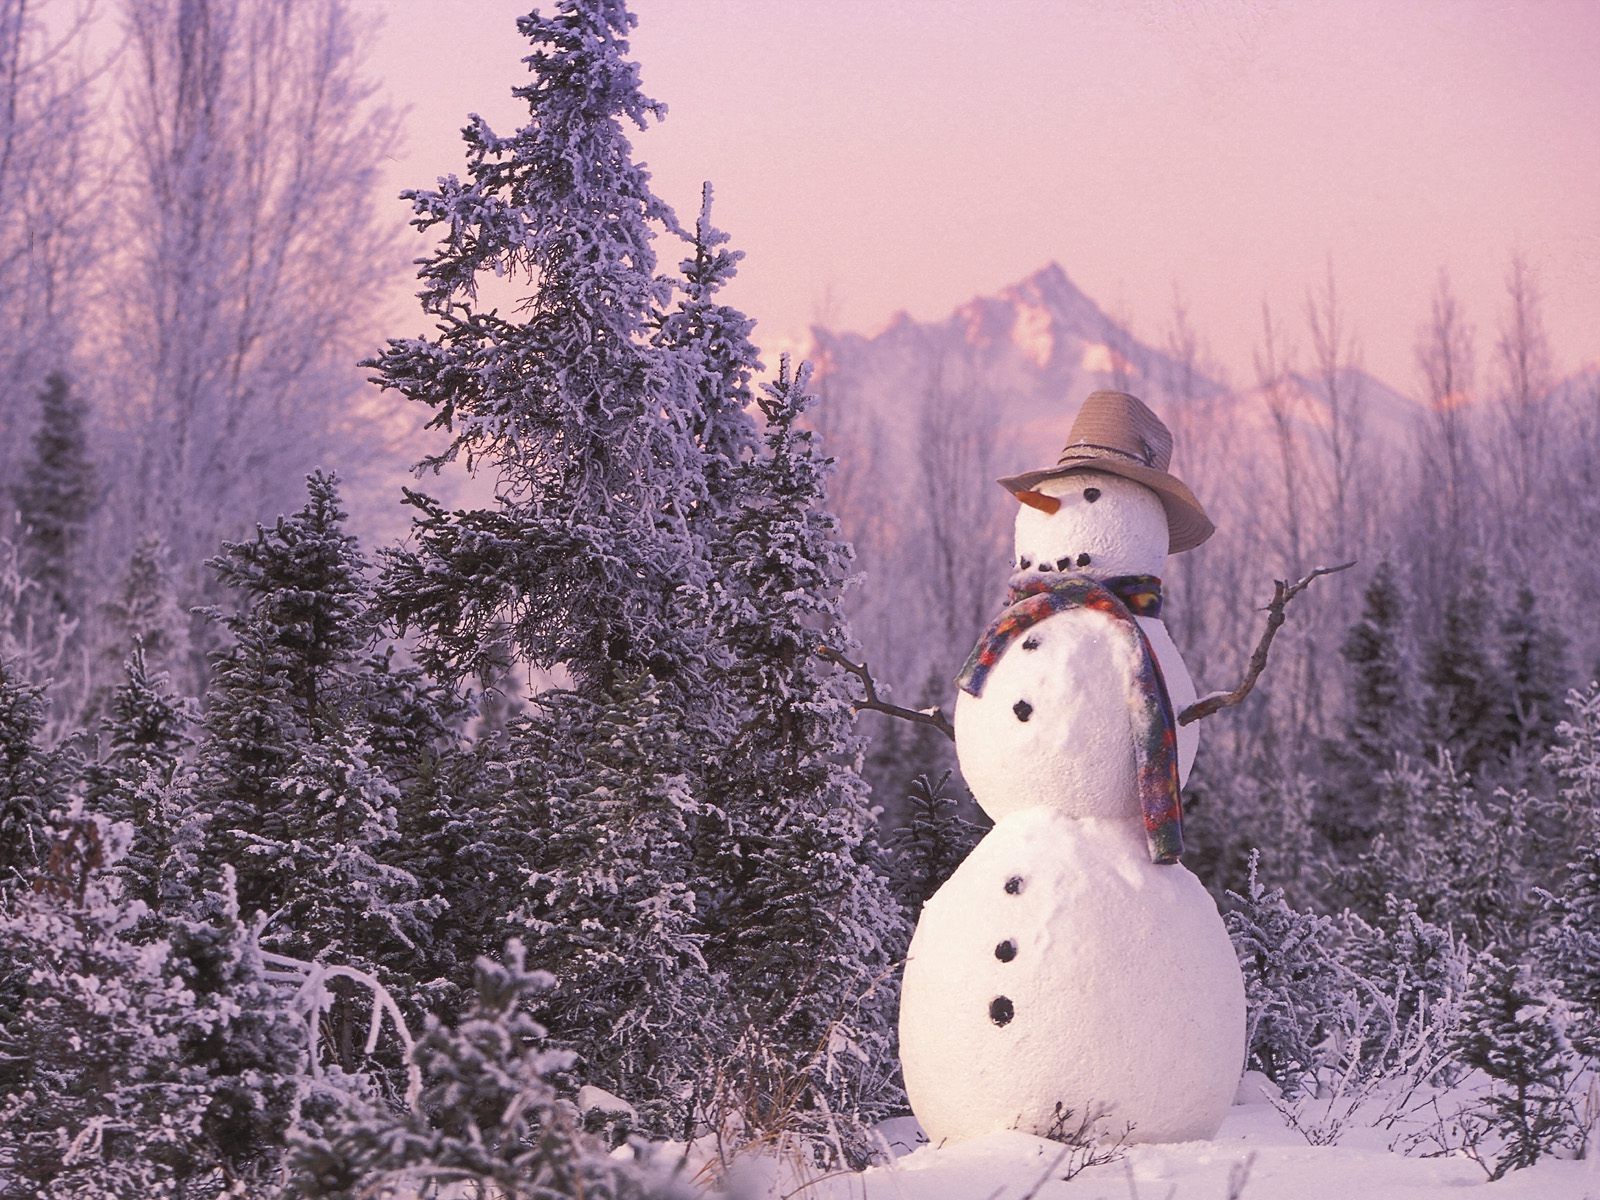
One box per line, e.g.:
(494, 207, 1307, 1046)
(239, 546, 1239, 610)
(997, 390, 1215, 554)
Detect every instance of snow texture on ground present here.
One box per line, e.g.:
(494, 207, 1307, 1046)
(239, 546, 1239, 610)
(785, 1106, 1600, 1200)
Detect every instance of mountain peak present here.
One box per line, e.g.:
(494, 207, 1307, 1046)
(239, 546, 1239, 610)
(995, 262, 1111, 342)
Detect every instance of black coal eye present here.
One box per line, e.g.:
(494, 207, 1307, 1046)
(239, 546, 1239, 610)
(1083, 487, 1101, 503)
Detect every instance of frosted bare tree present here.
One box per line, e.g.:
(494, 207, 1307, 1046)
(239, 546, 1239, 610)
(1304, 261, 1366, 561)
(107, 0, 400, 585)
(915, 341, 1011, 660)
(1155, 291, 1249, 690)
(1490, 252, 1555, 559)
(1412, 270, 1478, 596)
(0, 0, 99, 496)
(1255, 300, 1305, 570)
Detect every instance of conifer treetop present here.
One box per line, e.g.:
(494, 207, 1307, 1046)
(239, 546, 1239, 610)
(371, 0, 715, 690)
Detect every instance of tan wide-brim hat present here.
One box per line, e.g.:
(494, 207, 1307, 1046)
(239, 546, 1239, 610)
(997, 390, 1215, 554)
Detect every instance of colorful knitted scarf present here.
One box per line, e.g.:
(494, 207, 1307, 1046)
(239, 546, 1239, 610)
(955, 573, 1183, 865)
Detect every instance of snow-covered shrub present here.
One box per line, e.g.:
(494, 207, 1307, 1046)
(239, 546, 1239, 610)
(1546, 682, 1600, 846)
(1536, 837, 1600, 1061)
(1449, 952, 1580, 1178)
(289, 939, 690, 1200)
(1341, 897, 1470, 1079)
(886, 770, 984, 912)
(0, 808, 305, 1198)
(1227, 850, 1347, 1096)
(1232, 857, 1473, 1146)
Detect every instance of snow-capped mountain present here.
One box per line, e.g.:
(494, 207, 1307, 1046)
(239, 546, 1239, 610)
(807, 263, 1223, 481)
(804, 262, 1441, 481)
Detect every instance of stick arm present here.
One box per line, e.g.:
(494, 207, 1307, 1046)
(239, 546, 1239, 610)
(1177, 561, 1356, 726)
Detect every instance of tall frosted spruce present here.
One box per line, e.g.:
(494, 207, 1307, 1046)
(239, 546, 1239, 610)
(367, 2, 718, 1126)
(699, 360, 909, 1150)
(11, 372, 97, 628)
(188, 473, 438, 1065)
(367, 0, 904, 1149)
(372, 0, 707, 692)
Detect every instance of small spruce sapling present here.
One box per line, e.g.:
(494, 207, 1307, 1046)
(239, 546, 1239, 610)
(1545, 682, 1600, 846)
(83, 643, 191, 913)
(0, 656, 62, 896)
(1451, 951, 1579, 1177)
(98, 536, 189, 684)
(886, 770, 983, 912)
(289, 940, 688, 1200)
(1226, 850, 1345, 1096)
(1536, 838, 1600, 1061)
(10, 372, 97, 626)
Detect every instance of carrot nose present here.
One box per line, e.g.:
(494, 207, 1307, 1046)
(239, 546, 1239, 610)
(1014, 489, 1061, 514)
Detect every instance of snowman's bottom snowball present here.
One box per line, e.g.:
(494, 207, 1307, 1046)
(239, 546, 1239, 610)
(898, 811, 1245, 1147)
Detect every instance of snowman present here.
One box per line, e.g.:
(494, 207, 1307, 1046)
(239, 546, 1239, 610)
(898, 390, 1245, 1147)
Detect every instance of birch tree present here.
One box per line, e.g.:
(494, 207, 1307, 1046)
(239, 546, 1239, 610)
(0, 0, 98, 497)
(109, 0, 399, 582)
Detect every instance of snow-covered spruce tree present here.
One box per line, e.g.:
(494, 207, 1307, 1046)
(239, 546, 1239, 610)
(1536, 838, 1600, 1061)
(289, 940, 689, 1200)
(496, 674, 706, 1122)
(887, 771, 983, 913)
(1422, 568, 1511, 776)
(0, 655, 63, 896)
(364, 0, 719, 1111)
(371, 0, 708, 694)
(1451, 952, 1579, 1178)
(83, 644, 192, 913)
(696, 360, 909, 1149)
(365, 0, 732, 1100)
(188, 473, 438, 1058)
(10, 371, 97, 628)
(1499, 585, 1568, 758)
(100, 536, 189, 678)
(369, 2, 905, 1151)
(0, 811, 306, 1198)
(1319, 561, 1417, 852)
(1545, 682, 1600, 846)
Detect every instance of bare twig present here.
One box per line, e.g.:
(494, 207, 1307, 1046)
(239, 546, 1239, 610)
(818, 646, 955, 741)
(1178, 561, 1356, 726)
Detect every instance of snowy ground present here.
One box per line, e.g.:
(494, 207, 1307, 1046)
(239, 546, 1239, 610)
(715, 1104, 1600, 1200)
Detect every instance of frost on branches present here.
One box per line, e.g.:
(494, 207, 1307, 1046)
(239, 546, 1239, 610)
(0, 811, 304, 1199)
(289, 940, 690, 1200)
(372, 0, 709, 693)
(365, 0, 906, 1160)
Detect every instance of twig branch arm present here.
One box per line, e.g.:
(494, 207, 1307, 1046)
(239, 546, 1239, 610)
(818, 646, 956, 742)
(1178, 560, 1356, 726)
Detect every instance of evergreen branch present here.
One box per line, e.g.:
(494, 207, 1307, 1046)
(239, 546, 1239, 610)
(817, 647, 956, 742)
(1179, 561, 1356, 726)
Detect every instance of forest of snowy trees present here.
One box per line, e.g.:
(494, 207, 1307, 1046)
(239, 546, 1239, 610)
(2, 0, 1599, 1196)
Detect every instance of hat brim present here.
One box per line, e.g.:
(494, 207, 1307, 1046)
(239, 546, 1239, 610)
(997, 458, 1215, 554)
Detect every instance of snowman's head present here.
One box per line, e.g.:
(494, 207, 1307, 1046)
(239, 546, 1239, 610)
(1012, 470, 1168, 579)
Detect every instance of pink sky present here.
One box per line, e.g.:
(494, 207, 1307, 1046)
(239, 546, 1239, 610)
(369, 0, 1600, 392)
